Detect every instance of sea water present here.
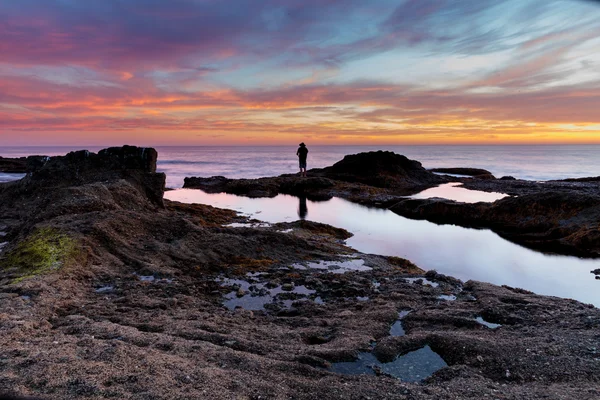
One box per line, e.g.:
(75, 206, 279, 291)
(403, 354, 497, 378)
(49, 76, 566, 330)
(1, 145, 600, 188)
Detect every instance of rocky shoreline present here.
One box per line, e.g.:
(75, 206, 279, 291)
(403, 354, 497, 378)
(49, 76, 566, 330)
(1, 147, 599, 399)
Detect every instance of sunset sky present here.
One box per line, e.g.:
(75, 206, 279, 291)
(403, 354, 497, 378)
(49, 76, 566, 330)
(1, 0, 600, 146)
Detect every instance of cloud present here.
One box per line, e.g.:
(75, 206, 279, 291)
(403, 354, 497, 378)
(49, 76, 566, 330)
(1, 0, 600, 144)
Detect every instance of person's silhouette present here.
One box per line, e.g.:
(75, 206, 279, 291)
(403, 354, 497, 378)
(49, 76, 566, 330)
(296, 142, 308, 177)
(297, 196, 308, 220)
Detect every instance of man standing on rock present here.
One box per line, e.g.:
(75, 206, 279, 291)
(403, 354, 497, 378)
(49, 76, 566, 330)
(296, 142, 308, 177)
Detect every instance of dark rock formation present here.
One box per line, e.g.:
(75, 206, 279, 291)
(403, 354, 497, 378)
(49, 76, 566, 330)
(0, 156, 49, 173)
(315, 151, 443, 188)
(1, 146, 165, 212)
(0, 157, 28, 173)
(560, 176, 600, 182)
(472, 173, 496, 180)
(430, 167, 493, 176)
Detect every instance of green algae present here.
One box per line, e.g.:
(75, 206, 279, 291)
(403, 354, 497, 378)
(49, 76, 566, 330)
(0, 227, 78, 283)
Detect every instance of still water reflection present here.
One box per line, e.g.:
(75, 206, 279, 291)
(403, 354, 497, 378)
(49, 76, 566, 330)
(410, 182, 509, 203)
(165, 189, 600, 307)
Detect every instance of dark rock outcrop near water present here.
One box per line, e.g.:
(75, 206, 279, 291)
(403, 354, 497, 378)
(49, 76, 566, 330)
(0, 156, 50, 173)
(314, 151, 442, 188)
(1, 147, 600, 399)
(0, 156, 28, 173)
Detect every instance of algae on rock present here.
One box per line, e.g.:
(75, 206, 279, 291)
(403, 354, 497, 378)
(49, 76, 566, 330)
(0, 227, 79, 283)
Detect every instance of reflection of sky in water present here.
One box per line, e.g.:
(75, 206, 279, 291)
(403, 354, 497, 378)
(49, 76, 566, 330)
(410, 182, 508, 203)
(0, 173, 25, 183)
(166, 189, 600, 307)
(330, 345, 446, 382)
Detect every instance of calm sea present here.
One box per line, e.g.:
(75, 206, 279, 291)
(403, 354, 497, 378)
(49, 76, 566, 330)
(1, 145, 599, 188)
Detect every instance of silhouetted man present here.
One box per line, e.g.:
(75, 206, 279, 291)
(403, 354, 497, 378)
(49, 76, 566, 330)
(296, 142, 308, 177)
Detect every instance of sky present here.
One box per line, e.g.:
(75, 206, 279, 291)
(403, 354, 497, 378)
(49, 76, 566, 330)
(1, 0, 600, 146)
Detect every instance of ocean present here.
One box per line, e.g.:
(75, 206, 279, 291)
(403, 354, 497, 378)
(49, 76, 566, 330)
(1, 145, 599, 188)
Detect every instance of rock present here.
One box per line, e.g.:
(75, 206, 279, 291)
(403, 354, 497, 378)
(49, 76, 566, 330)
(0, 156, 28, 173)
(3, 146, 166, 209)
(591, 269, 600, 275)
(282, 283, 294, 291)
(315, 151, 443, 189)
(473, 173, 496, 180)
(236, 288, 246, 297)
(500, 176, 516, 180)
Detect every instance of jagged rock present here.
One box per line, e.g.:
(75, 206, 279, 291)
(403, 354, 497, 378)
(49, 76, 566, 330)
(5, 146, 165, 209)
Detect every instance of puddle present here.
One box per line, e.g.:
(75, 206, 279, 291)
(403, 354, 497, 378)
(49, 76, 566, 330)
(225, 222, 271, 228)
(389, 311, 411, 337)
(410, 182, 508, 203)
(0, 242, 7, 253)
(475, 316, 502, 329)
(0, 232, 6, 237)
(218, 277, 317, 311)
(165, 189, 600, 307)
(356, 296, 370, 302)
(0, 173, 26, 183)
(95, 285, 115, 294)
(330, 345, 447, 382)
(404, 277, 439, 288)
(292, 259, 371, 274)
(432, 172, 473, 178)
(438, 294, 457, 301)
(133, 274, 174, 284)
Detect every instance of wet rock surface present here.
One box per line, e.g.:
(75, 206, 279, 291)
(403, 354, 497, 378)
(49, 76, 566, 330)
(1, 147, 600, 399)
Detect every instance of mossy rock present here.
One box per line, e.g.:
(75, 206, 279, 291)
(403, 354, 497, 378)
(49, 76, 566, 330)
(0, 227, 79, 283)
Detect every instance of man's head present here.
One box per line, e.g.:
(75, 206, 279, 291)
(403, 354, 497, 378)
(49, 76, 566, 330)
(299, 142, 306, 147)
